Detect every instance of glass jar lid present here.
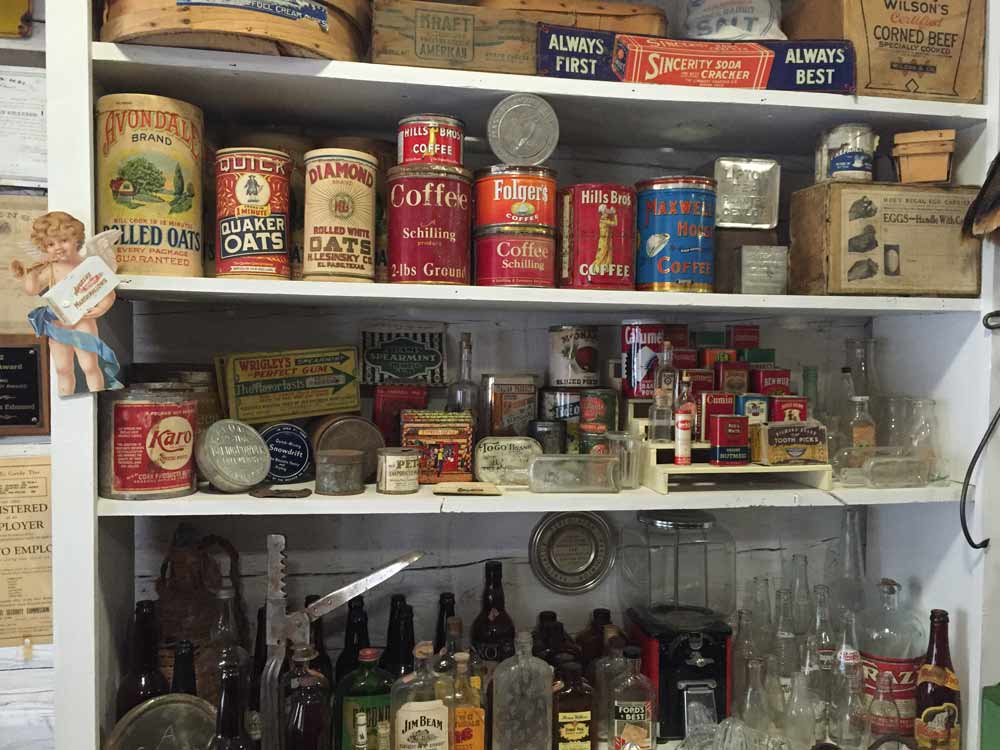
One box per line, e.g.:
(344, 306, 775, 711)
(637, 509, 716, 530)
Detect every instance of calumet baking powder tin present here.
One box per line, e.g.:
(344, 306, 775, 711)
(636, 176, 716, 292)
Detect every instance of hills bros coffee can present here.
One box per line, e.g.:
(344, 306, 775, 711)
(215, 147, 292, 279)
(388, 164, 471, 284)
(559, 183, 635, 289)
(397, 114, 464, 166)
(621, 320, 667, 399)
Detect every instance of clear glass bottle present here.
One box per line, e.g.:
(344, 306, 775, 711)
(801, 634, 828, 730)
(848, 396, 876, 449)
(391, 642, 454, 750)
(802, 366, 820, 418)
(592, 635, 627, 744)
(907, 398, 944, 481)
(447, 332, 479, 423)
(835, 612, 862, 678)
(773, 589, 801, 691)
(453, 653, 485, 750)
(831, 366, 858, 455)
(751, 577, 773, 655)
(211, 587, 250, 673)
(732, 610, 755, 714)
(830, 507, 867, 616)
(789, 554, 812, 637)
(492, 631, 552, 750)
(868, 671, 903, 748)
(552, 662, 593, 750)
(609, 646, 657, 750)
(334, 647, 393, 750)
(880, 396, 908, 447)
(829, 665, 868, 750)
(740, 658, 769, 732)
(811, 585, 836, 708)
(782, 672, 815, 750)
(764, 654, 785, 729)
(673, 375, 697, 466)
(648, 341, 676, 440)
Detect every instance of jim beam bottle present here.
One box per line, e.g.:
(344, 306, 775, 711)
(914, 609, 961, 750)
(391, 642, 453, 750)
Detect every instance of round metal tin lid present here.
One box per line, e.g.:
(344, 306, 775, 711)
(387, 163, 473, 180)
(529, 512, 615, 594)
(473, 164, 557, 180)
(487, 94, 560, 166)
(472, 224, 557, 238)
(316, 448, 365, 465)
(313, 415, 385, 482)
(397, 112, 466, 128)
(215, 146, 292, 160)
(635, 176, 717, 192)
(197, 419, 271, 492)
(637, 509, 716, 530)
(258, 422, 313, 483)
(106, 694, 215, 750)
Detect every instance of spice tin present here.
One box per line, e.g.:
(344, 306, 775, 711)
(621, 320, 666, 399)
(735, 394, 768, 425)
(579, 388, 618, 435)
(713, 157, 780, 230)
(214, 147, 292, 279)
(311, 415, 386, 483)
(303, 148, 377, 282)
(387, 164, 472, 284)
(726, 325, 760, 350)
(474, 436, 543, 485)
(196, 419, 271, 493)
(315, 449, 365, 495)
(376, 447, 421, 494)
(373, 384, 429, 446)
(361, 320, 447, 384)
(558, 183, 635, 290)
(769, 395, 808, 423)
(482, 374, 538, 437)
(579, 431, 610, 455)
(474, 226, 556, 287)
(738, 348, 775, 364)
(400, 410, 475, 483)
(397, 114, 465, 166)
(636, 176, 716, 292)
(690, 331, 725, 348)
(258, 422, 313, 484)
(98, 387, 197, 500)
(474, 166, 557, 229)
(698, 392, 736, 442)
(96, 93, 204, 277)
(750, 368, 791, 396)
(714, 360, 750, 394)
(708, 414, 750, 466)
(548, 325, 599, 387)
(672, 348, 699, 370)
(699, 348, 737, 368)
(683, 369, 717, 399)
(528, 420, 567, 454)
(663, 324, 689, 348)
(540, 388, 581, 453)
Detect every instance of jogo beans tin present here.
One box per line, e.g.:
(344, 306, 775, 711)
(635, 176, 716, 292)
(474, 166, 557, 230)
(397, 114, 465, 167)
(559, 183, 635, 290)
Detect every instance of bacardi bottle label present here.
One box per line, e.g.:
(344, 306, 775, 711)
(342, 695, 391, 750)
(612, 700, 654, 750)
(454, 706, 485, 750)
(395, 700, 449, 750)
(861, 652, 921, 735)
(557, 710, 592, 750)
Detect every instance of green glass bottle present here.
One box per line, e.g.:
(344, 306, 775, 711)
(334, 647, 394, 750)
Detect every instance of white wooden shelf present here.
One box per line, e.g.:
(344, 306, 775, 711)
(116, 275, 981, 316)
(90, 42, 988, 153)
(95, 480, 962, 516)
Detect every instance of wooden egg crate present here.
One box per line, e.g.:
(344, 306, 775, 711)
(640, 441, 834, 495)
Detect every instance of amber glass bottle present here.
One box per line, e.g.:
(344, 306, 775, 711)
(914, 609, 960, 750)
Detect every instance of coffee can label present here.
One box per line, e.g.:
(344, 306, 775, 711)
(636, 178, 716, 292)
(559, 184, 635, 290)
(397, 117, 464, 166)
(475, 231, 555, 287)
(475, 171, 557, 228)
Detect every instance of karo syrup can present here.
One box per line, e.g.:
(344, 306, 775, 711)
(474, 226, 556, 287)
(621, 320, 666, 399)
(635, 176, 716, 292)
(397, 113, 465, 167)
(559, 183, 635, 290)
(387, 164, 472, 285)
(215, 147, 292, 279)
(474, 166, 557, 230)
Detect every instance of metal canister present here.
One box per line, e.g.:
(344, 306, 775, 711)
(817, 124, 877, 182)
(315, 449, 365, 495)
(396, 114, 465, 167)
(310, 414, 385, 483)
(214, 147, 292, 279)
(713, 157, 780, 230)
(559, 183, 636, 290)
(258, 422, 313, 484)
(579, 388, 618, 434)
(96, 93, 204, 277)
(548, 325, 599, 387)
(474, 166, 557, 230)
(387, 164, 471, 284)
(474, 226, 556, 287)
(579, 431, 610, 455)
(528, 420, 567, 454)
(540, 388, 581, 453)
(196, 420, 271, 493)
(621, 319, 667, 399)
(376, 447, 421, 494)
(98, 386, 198, 500)
(303, 148, 378, 282)
(635, 176, 716, 292)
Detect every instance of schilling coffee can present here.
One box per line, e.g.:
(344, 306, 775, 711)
(621, 320, 667, 399)
(559, 183, 636, 290)
(635, 176, 716, 292)
(388, 164, 471, 284)
(397, 114, 465, 167)
(474, 166, 557, 230)
(303, 148, 377, 282)
(548, 325, 599, 387)
(474, 226, 556, 287)
(214, 147, 292, 279)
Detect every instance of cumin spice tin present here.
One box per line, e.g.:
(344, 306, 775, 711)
(303, 148, 377, 282)
(474, 166, 557, 230)
(635, 176, 716, 292)
(621, 320, 666, 399)
(474, 226, 556, 287)
(215, 147, 292, 279)
(96, 93, 204, 276)
(559, 183, 636, 290)
(387, 164, 471, 284)
(397, 113, 465, 167)
(548, 325, 599, 387)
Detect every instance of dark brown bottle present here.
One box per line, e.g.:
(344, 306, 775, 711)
(378, 594, 406, 671)
(211, 663, 252, 750)
(434, 592, 456, 654)
(250, 606, 268, 713)
(381, 604, 416, 678)
(116, 600, 169, 720)
(171, 640, 198, 696)
(915, 609, 961, 750)
(336, 596, 370, 685)
(304, 595, 335, 688)
(471, 561, 516, 665)
(552, 662, 593, 750)
(575, 609, 613, 668)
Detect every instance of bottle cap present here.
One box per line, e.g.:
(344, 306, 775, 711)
(413, 641, 435, 660)
(485, 560, 503, 576)
(440, 592, 455, 604)
(359, 647, 380, 662)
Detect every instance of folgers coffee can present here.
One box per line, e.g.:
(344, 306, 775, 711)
(548, 325, 599, 387)
(214, 147, 292, 279)
(635, 176, 716, 292)
(96, 93, 204, 276)
(303, 148, 377, 282)
(397, 113, 464, 167)
(540, 388, 581, 453)
(580, 388, 618, 434)
(474, 166, 557, 230)
(559, 183, 636, 290)
(387, 164, 471, 284)
(621, 320, 666, 399)
(475, 226, 556, 287)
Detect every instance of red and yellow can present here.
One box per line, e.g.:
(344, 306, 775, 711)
(474, 166, 557, 230)
(397, 113, 465, 167)
(559, 183, 635, 290)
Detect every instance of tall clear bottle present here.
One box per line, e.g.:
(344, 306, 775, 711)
(829, 664, 868, 750)
(648, 341, 676, 440)
(391, 642, 454, 750)
(789, 554, 812, 637)
(908, 398, 944, 481)
(492, 632, 552, 750)
(831, 366, 858, 454)
(868, 671, 903, 749)
(835, 611, 862, 677)
(435, 615, 464, 676)
(773, 589, 800, 693)
(750, 577, 773, 655)
(592, 634, 627, 744)
(830, 507, 867, 616)
(783, 672, 816, 750)
(740, 658, 769, 732)
(732, 610, 755, 714)
(212, 587, 250, 674)
(764, 654, 785, 729)
(609, 646, 657, 750)
(811, 585, 837, 706)
(447, 333, 480, 423)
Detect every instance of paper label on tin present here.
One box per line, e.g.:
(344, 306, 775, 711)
(487, 382, 537, 436)
(304, 155, 376, 280)
(388, 174, 470, 284)
(475, 233, 555, 287)
(260, 424, 312, 483)
(112, 401, 196, 494)
(397, 121, 464, 166)
(377, 454, 420, 493)
(549, 327, 599, 387)
(176, 0, 329, 30)
(362, 322, 447, 384)
(560, 186, 635, 290)
(636, 184, 715, 291)
(475, 174, 556, 228)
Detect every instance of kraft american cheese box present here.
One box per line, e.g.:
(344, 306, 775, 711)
(537, 24, 617, 81)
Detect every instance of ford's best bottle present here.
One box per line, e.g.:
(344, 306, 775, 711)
(610, 646, 657, 750)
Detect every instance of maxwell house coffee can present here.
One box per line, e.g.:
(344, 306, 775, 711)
(559, 183, 635, 290)
(635, 176, 716, 292)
